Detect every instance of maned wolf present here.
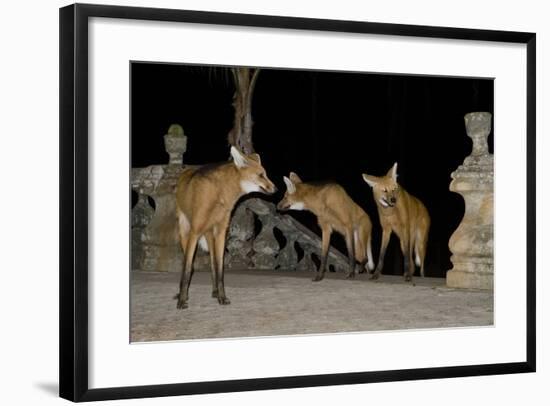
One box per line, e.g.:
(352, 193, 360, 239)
(277, 172, 374, 281)
(174, 146, 277, 309)
(362, 163, 430, 281)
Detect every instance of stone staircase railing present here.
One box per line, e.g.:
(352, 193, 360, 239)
(225, 198, 349, 273)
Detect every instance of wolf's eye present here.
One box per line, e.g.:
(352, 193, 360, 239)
(383, 188, 387, 193)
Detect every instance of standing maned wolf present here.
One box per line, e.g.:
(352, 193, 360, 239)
(277, 172, 374, 281)
(362, 163, 430, 281)
(174, 146, 276, 309)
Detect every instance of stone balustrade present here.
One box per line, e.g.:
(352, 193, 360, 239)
(133, 115, 495, 290)
(227, 198, 349, 273)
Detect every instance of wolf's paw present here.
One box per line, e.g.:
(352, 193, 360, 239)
(346, 272, 355, 279)
(369, 273, 380, 280)
(218, 296, 231, 305)
(211, 290, 218, 298)
(312, 274, 324, 282)
(176, 297, 188, 309)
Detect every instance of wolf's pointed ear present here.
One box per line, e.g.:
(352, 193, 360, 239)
(362, 174, 378, 188)
(249, 153, 261, 164)
(230, 146, 248, 168)
(387, 162, 398, 182)
(283, 176, 296, 194)
(289, 172, 302, 184)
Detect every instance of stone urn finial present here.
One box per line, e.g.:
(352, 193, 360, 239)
(464, 112, 491, 157)
(164, 124, 187, 165)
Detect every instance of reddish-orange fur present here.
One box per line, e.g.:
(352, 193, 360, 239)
(175, 147, 276, 309)
(277, 172, 374, 281)
(363, 163, 430, 281)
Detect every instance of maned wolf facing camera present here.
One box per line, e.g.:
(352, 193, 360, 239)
(277, 172, 374, 281)
(174, 146, 277, 309)
(362, 163, 430, 282)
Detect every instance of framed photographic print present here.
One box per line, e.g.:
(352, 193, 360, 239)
(59, 3, 536, 402)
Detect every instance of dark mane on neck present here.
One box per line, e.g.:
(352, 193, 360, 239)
(191, 161, 229, 178)
(306, 179, 337, 187)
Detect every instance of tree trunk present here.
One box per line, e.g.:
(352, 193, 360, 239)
(227, 68, 260, 154)
(225, 68, 260, 268)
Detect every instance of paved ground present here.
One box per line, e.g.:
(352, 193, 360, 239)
(130, 269, 493, 342)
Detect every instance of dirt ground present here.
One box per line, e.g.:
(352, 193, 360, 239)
(130, 269, 493, 342)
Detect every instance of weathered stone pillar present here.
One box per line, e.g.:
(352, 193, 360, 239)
(447, 112, 493, 290)
(131, 124, 187, 272)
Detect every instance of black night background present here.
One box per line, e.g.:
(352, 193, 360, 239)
(131, 62, 493, 278)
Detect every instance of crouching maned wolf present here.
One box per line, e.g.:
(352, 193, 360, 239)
(362, 163, 430, 281)
(277, 172, 374, 281)
(174, 146, 277, 309)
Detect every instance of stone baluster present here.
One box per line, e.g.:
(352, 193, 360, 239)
(249, 200, 280, 269)
(447, 112, 494, 289)
(276, 234, 298, 270)
(131, 192, 154, 270)
(225, 205, 255, 270)
(296, 248, 316, 272)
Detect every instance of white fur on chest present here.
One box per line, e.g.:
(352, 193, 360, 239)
(289, 202, 305, 210)
(240, 180, 261, 194)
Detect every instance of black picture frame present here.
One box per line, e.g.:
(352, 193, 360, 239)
(59, 3, 536, 402)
